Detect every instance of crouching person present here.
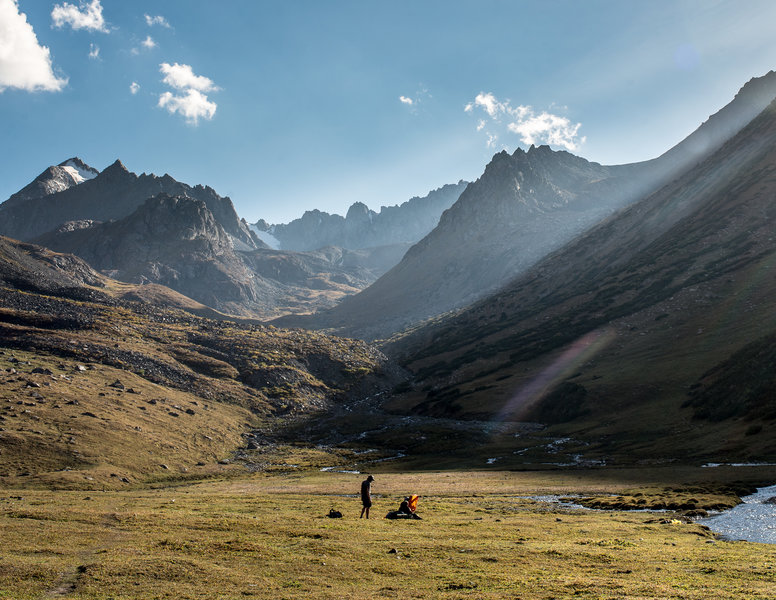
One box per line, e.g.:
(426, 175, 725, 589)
(385, 495, 421, 520)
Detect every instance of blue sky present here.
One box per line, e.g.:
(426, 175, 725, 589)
(2, 1, 776, 224)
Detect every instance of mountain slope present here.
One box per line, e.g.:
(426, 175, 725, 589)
(390, 97, 776, 464)
(0, 235, 402, 487)
(289, 71, 776, 340)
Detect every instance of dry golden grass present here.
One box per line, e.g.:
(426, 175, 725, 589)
(0, 348, 256, 489)
(1, 469, 775, 599)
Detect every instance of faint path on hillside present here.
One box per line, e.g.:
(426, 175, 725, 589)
(44, 499, 134, 598)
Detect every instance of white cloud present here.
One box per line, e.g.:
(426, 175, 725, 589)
(0, 0, 67, 92)
(51, 0, 108, 33)
(157, 63, 218, 125)
(160, 62, 218, 92)
(399, 95, 414, 105)
(466, 91, 584, 152)
(141, 35, 156, 49)
(88, 43, 99, 59)
(158, 88, 217, 125)
(144, 14, 170, 28)
(129, 81, 139, 95)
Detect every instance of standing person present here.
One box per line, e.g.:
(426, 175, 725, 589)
(360, 475, 374, 519)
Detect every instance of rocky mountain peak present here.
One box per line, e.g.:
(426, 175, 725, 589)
(58, 157, 98, 176)
(345, 201, 374, 222)
(101, 159, 131, 176)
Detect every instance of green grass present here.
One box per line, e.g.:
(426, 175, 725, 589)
(1, 468, 775, 599)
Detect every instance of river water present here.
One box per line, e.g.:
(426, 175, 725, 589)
(698, 483, 776, 544)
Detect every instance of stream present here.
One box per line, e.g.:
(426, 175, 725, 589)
(698, 483, 776, 544)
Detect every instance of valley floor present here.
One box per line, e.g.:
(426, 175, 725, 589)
(1, 467, 775, 599)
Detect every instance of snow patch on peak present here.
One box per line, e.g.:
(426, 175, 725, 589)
(61, 159, 98, 184)
(249, 223, 281, 250)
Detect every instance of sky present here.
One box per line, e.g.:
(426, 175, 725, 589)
(2, 1, 776, 224)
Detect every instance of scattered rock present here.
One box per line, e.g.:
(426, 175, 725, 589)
(185, 408, 195, 415)
(31, 367, 53, 375)
(108, 380, 125, 390)
(81, 412, 98, 418)
(160, 464, 169, 470)
(387, 548, 397, 554)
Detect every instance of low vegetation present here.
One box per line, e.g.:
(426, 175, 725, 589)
(1, 468, 775, 599)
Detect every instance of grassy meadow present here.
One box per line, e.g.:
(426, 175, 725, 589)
(2, 467, 775, 599)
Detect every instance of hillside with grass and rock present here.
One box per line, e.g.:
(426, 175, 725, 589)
(386, 96, 776, 465)
(0, 236, 404, 489)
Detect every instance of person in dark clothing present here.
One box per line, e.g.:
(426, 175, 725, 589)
(360, 475, 374, 519)
(385, 495, 422, 520)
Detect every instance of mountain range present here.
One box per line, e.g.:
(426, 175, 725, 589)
(0, 160, 444, 318)
(253, 180, 468, 251)
(277, 71, 776, 340)
(3, 71, 776, 467)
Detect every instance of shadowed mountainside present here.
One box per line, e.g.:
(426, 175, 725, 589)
(388, 97, 776, 464)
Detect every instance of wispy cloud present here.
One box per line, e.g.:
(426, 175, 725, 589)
(465, 92, 584, 152)
(0, 0, 68, 92)
(399, 95, 414, 106)
(144, 14, 170, 28)
(88, 43, 99, 59)
(51, 0, 108, 33)
(141, 35, 156, 49)
(157, 63, 218, 125)
(129, 81, 139, 95)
